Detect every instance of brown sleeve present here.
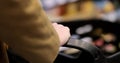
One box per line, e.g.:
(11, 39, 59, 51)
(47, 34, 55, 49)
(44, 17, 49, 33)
(0, 0, 60, 63)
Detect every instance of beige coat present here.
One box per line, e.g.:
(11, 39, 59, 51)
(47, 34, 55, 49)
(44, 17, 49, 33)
(0, 0, 60, 63)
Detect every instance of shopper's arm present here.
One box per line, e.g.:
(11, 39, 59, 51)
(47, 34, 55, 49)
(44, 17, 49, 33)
(0, 0, 60, 63)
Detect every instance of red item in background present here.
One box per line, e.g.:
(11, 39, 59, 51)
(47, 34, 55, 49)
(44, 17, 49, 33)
(94, 38, 104, 47)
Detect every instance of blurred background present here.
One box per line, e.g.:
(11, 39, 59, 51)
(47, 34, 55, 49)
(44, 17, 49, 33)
(41, 0, 120, 22)
(40, 0, 120, 57)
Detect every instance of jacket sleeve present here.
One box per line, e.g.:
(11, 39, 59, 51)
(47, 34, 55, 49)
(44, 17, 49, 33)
(0, 0, 60, 63)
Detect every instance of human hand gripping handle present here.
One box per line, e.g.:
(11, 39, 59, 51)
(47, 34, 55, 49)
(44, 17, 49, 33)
(52, 23, 71, 46)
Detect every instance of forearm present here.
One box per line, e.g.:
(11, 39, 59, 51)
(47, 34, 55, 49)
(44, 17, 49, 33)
(0, 0, 60, 63)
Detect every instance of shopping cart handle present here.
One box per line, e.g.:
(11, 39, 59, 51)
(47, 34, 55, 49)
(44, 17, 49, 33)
(56, 38, 120, 63)
(55, 38, 106, 63)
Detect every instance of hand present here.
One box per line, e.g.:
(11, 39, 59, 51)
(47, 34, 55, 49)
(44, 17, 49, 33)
(52, 23, 71, 46)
